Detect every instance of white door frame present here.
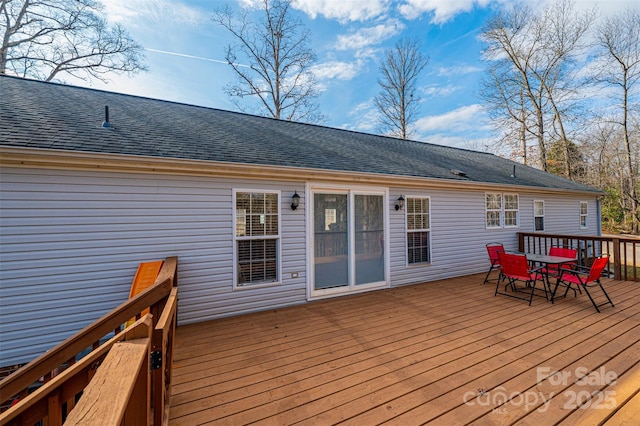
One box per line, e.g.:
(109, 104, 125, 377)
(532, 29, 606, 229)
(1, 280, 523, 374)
(306, 183, 390, 300)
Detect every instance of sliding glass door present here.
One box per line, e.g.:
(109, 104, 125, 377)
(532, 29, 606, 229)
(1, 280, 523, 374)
(354, 194, 385, 285)
(313, 192, 349, 289)
(311, 189, 387, 296)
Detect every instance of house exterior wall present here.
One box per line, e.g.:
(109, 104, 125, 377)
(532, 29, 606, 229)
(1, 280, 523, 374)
(0, 166, 600, 366)
(0, 167, 307, 366)
(386, 189, 599, 288)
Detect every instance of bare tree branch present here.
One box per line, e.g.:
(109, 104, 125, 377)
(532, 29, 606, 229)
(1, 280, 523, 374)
(593, 7, 640, 232)
(374, 38, 428, 139)
(0, 0, 146, 82)
(213, 0, 322, 123)
(479, 0, 594, 173)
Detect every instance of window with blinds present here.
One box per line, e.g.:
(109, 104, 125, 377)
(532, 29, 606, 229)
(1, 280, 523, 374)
(234, 191, 280, 287)
(406, 197, 431, 264)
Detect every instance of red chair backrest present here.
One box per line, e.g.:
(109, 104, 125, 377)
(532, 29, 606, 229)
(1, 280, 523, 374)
(549, 246, 577, 259)
(548, 246, 578, 270)
(587, 256, 609, 282)
(487, 243, 505, 265)
(499, 252, 531, 281)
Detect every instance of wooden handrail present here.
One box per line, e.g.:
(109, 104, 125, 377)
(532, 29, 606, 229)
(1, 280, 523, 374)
(65, 338, 151, 425)
(0, 316, 153, 426)
(0, 256, 178, 413)
(0, 277, 171, 404)
(155, 256, 178, 290)
(155, 287, 178, 333)
(153, 287, 178, 426)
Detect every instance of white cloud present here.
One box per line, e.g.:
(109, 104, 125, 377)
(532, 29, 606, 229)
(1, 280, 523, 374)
(437, 65, 483, 77)
(312, 61, 361, 81)
(415, 104, 486, 132)
(419, 134, 488, 149)
(103, 0, 207, 26)
(335, 21, 405, 50)
(346, 100, 379, 132)
(395, 0, 638, 25)
(530, 0, 639, 16)
(422, 84, 461, 97)
(399, 0, 493, 23)
(292, 0, 391, 22)
(357, 48, 382, 62)
(311, 60, 364, 90)
(237, 0, 260, 7)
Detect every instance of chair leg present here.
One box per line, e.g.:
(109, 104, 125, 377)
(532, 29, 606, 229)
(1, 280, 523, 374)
(582, 285, 601, 313)
(598, 282, 615, 308)
(528, 280, 536, 306)
(582, 280, 615, 313)
(551, 279, 560, 303)
(484, 268, 492, 284)
(552, 278, 578, 301)
(495, 275, 518, 299)
(484, 266, 498, 284)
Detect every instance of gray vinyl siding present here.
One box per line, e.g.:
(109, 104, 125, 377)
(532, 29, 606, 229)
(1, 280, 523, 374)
(387, 188, 599, 288)
(518, 194, 599, 235)
(0, 167, 307, 366)
(0, 167, 600, 367)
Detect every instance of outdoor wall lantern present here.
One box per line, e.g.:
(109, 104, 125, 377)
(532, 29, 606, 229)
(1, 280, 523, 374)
(395, 195, 405, 211)
(291, 191, 301, 210)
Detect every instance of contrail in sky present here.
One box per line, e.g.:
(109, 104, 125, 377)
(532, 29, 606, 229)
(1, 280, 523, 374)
(145, 48, 250, 67)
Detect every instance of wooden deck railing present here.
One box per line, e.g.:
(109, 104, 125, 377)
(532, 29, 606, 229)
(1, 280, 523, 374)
(65, 316, 153, 426)
(518, 232, 639, 281)
(0, 256, 178, 426)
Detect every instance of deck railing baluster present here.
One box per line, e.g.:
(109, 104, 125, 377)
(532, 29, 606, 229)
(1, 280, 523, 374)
(518, 233, 638, 282)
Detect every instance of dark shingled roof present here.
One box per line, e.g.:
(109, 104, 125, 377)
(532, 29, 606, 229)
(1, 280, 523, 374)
(0, 76, 600, 193)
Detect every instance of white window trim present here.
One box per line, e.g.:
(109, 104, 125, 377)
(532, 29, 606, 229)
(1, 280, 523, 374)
(405, 195, 432, 267)
(580, 201, 588, 229)
(485, 192, 502, 229)
(232, 189, 282, 290)
(504, 193, 519, 228)
(534, 200, 545, 231)
(486, 192, 519, 229)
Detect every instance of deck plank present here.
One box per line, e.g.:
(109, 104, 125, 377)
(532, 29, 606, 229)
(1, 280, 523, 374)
(169, 274, 640, 425)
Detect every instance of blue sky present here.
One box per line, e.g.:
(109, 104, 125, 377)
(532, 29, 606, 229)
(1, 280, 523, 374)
(80, 0, 639, 150)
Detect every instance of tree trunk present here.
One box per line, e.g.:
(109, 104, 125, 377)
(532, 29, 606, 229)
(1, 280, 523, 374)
(622, 75, 640, 233)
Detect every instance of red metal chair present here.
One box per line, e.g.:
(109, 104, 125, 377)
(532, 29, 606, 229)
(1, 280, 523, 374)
(544, 246, 578, 277)
(542, 246, 579, 297)
(552, 256, 614, 312)
(495, 252, 547, 305)
(484, 242, 505, 284)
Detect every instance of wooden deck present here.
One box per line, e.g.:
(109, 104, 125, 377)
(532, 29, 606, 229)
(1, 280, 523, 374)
(169, 274, 640, 425)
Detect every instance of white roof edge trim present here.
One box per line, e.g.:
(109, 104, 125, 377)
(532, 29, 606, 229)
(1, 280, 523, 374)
(0, 146, 603, 196)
